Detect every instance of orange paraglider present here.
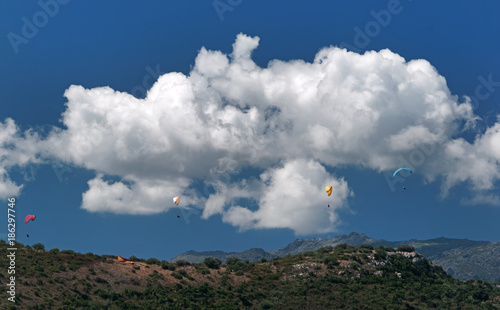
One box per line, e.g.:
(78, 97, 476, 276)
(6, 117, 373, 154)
(118, 256, 134, 264)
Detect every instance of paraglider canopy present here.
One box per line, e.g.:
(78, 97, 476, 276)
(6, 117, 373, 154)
(326, 186, 333, 196)
(393, 168, 412, 177)
(173, 197, 180, 205)
(25, 215, 35, 224)
(118, 256, 134, 264)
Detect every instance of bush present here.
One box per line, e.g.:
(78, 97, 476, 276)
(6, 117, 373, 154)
(204, 257, 222, 269)
(396, 245, 415, 252)
(161, 260, 176, 271)
(94, 277, 108, 284)
(226, 257, 241, 266)
(374, 246, 386, 261)
(171, 272, 183, 280)
(319, 246, 333, 253)
(146, 258, 160, 265)
(175, 260, 191, 267)
(360, 244, 374, 250)
(334, 243, 348, 251)
(260, 300, 274, 309)
(33, 243, 45, 251)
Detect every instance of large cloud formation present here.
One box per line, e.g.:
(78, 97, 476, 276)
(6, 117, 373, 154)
(1, 33, 499, 234)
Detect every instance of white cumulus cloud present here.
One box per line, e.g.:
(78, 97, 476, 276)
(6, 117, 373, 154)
(1, 33, 499, 233)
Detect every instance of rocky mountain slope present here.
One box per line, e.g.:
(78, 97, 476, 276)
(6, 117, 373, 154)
(3, 240, 500, 309)
(171, 232, 496, 281)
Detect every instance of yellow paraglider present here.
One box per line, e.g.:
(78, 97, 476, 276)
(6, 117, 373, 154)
(326, 186, 333, 196)
(173, 197, 180, 205)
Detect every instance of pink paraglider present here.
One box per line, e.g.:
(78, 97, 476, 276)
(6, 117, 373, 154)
(25, 215, 35, 224)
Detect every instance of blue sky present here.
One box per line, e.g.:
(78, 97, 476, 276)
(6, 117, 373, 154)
(1, 0, 500, 262)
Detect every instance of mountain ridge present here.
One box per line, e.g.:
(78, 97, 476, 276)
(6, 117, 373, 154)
(171, 232, 497, 281)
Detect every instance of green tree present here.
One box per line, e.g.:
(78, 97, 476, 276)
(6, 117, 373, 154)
(33, 243, 45, 251)
(225, 257, 241, 266)
(146, 258, 160, 265)
(204, 257, 222, 269)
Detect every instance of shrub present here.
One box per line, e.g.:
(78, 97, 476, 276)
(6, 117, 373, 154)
(94, 277, 108, 284)
(171, 272, 183, 280)
(161, 260, 176, 271)
(360, 244, 374, 250)
(334, 243, 349, 251)
(204, 257, 222, 269)
(146, 258, 160, 265)
(226, 257, 240, 265)
(33, 243, 45, 251)
(260, 300, 274, 309)
(175, 260, 191, 267)
(319, 246, 333, 253)
(396, 245, 415, 252)
(374, 246, 386, 261)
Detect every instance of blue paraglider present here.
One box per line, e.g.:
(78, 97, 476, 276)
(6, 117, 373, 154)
(393, 168, 412, 177)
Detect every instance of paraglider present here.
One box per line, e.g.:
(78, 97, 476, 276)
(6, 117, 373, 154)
(326, 186, 333, 196)
(392, 168, 412, 177)
(173, 197, 180, 205)
(25, 214, 35, 224)
(118, 256, 134, 264)
(25, 215, 35, 238)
